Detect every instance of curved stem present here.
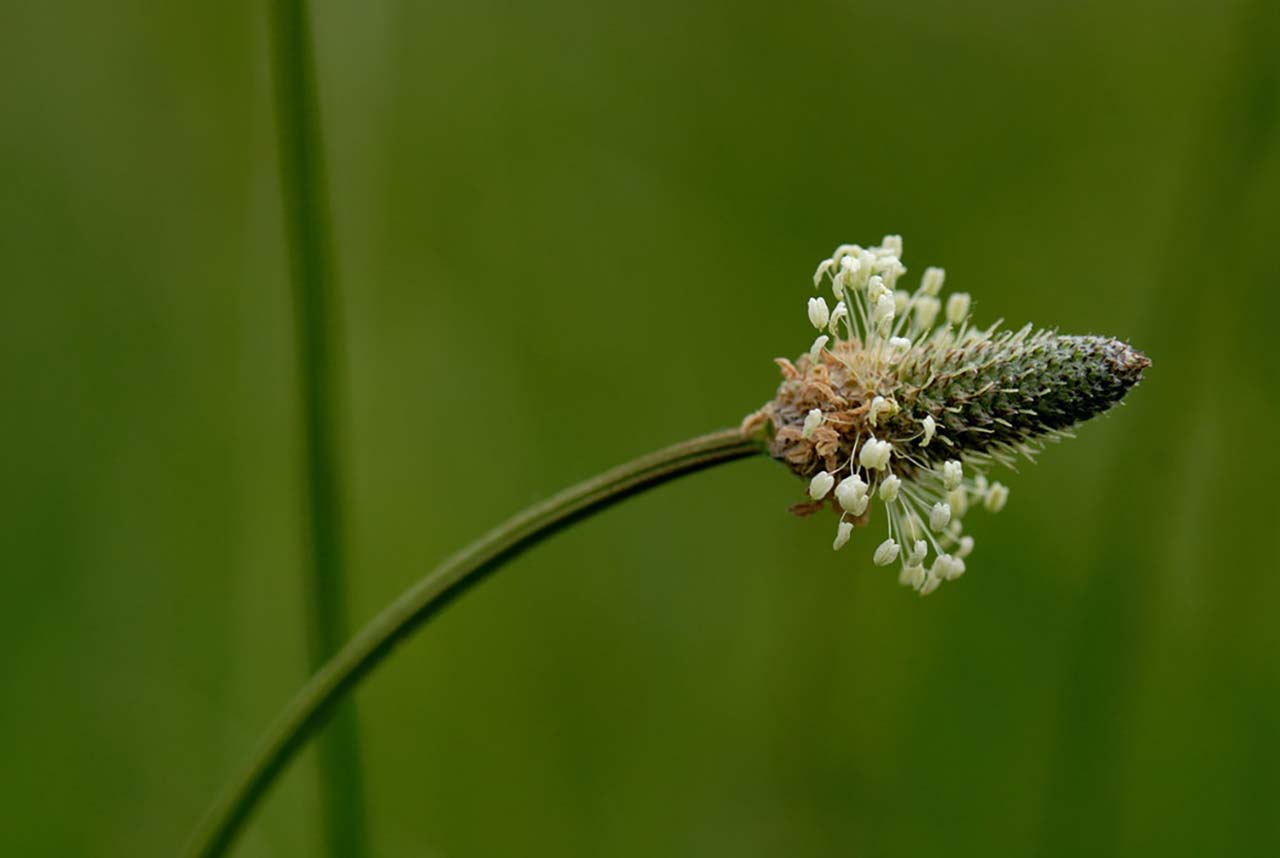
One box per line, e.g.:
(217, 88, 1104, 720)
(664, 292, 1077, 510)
(267, 0, 367, 854)
(183, 428, 764, 857)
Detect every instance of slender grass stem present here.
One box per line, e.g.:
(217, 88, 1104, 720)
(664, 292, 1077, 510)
(267, 1, 368, 855)
(182, 429, 763, 857)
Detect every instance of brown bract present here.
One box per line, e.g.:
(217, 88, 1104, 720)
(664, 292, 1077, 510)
(741, 341, 889, 486)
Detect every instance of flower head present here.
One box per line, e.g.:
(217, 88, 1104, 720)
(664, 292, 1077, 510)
(743, 236, 1150, 595)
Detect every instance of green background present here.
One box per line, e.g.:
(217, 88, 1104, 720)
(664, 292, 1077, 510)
(3, 0, 1278, 855)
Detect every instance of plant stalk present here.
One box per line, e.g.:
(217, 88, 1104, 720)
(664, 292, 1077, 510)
(183, 428, 763, 857)
(267, 0, 368, 855)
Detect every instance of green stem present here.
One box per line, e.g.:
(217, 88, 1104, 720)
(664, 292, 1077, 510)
(267, 1, 367, 855)
(183, 428, 763, 857)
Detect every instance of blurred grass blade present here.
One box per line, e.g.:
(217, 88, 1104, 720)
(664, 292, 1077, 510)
(267, 0, 369, 855)
(181, 429, 763, 857)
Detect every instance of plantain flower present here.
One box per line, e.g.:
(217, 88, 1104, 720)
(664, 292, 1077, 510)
(743, 236, 1149, 595)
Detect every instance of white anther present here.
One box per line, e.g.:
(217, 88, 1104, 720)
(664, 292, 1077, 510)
(879, 474, 901, 503)
(868, 395, 899, 427)
(808, 296, 830, 329)
(859, 438, 893, 471)
(913, 295, 941, 329)
(855, 250, 875, 283)
(832, 520, 853, 551)
(956, 535, 974, 559)
(919, 571, 941, 595)
(867, 275, 889, 304)
(894, 290, 911, 314)
(920, 415, 937, 447)
(932, 553, 963, 582)
(882, 258, 907, 289)
(881, 235, 903, 257)
(907, 539, 928, 566)
(929, 501, 952, 531)
(984, 482, 1009, 513)
(874, 538, 900, 567)
(872, 293, 895, 328)
(948, 487, 968, 517)
(835, 474, 869, 512)
(801, 408, 823, 439)
(808, 470, 835, 500)
(946, 292, 971, 325)
(828, 300, 848, 334)
(832, 244, 860, 265)
(813, 258, 834, 286)
(808, 334, 829, 364)
(935, 554, 965, 581)
(942, 460, 963, 491)
(899, 564, 923, 587)
(920, 266, 946, 296)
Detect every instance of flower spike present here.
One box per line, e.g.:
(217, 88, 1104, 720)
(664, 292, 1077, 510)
(744, 235, 1149, 595)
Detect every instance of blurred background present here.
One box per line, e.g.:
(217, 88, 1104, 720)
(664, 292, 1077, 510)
(3, 0, 1278, 855)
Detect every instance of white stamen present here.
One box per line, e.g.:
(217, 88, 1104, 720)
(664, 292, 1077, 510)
(801, 408, 823, 439)
(828, 300, 848, 334)
(956, 535, 975, 559)
(808, 470, 835, 500)
(881, 234, 903, 257)
(914, 295, 941, 329)
(879, 474, 901, 503)
(948, 487, 968, 517)
(835, 474, 869, 512)
(899, 564, 923, 587)
(874, 538, 900, 567)
(920, 266, 946, 296)
(872, 293, 895, 328)
(920, 415, 937, 447)
(932, 553, 963, 582)
(808, 334, 829, 364)
(919, 572, 941, 595)
(868, 395, 899, 427)
(832, 520, 853, 551)
(859, 438, 893, 471)
(935, 554, 965, 581)
(807, 296, 830, 329)
(832, 244, 860, 265)
(929, 501, 952, 531)
(855, 250, 875, 287)
(984, 482, 1009, 513)
(946, 292, 971, 325)
(893, 290, 910, 314)
(907, 539, 928, 566)
(942, 460, 963, 491)
(813, 258, 834, 286)
(867, 275, 889, 304)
